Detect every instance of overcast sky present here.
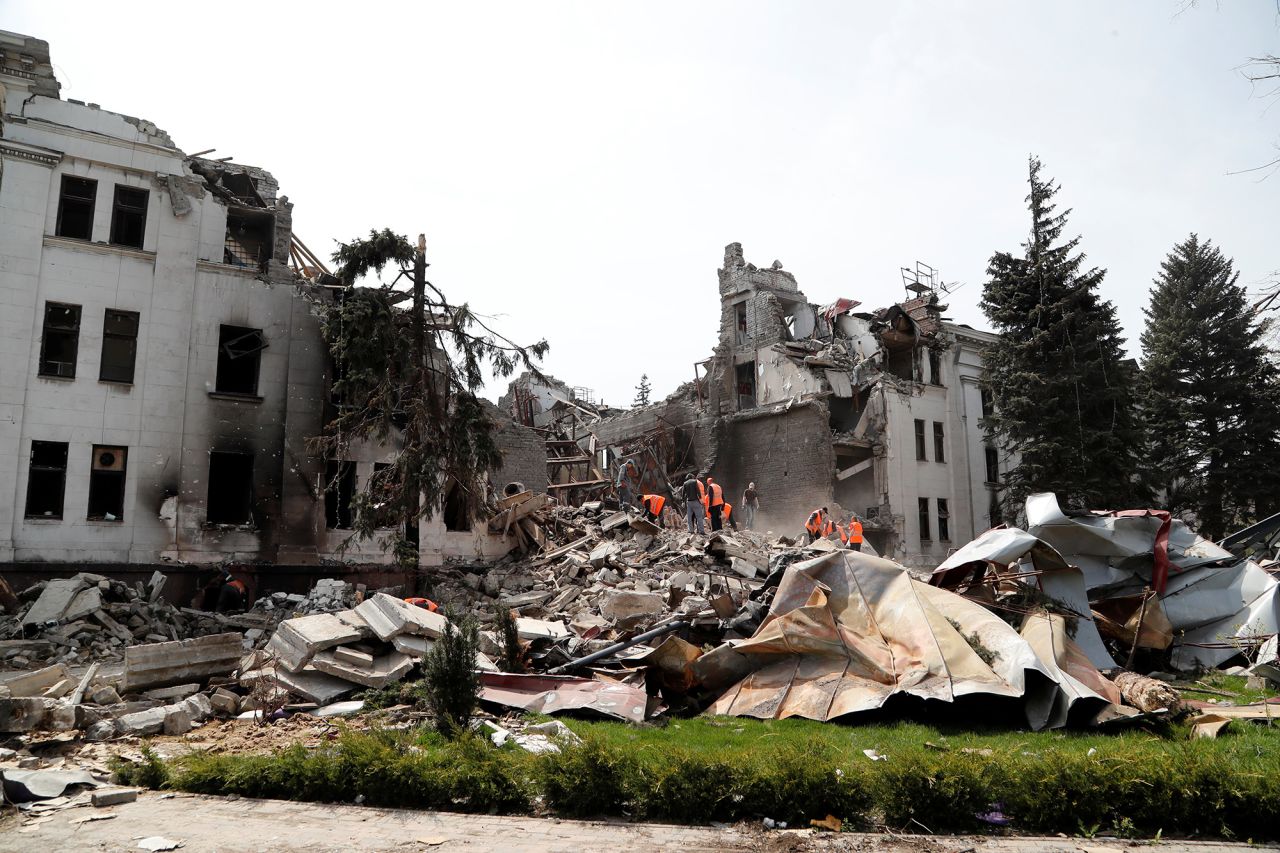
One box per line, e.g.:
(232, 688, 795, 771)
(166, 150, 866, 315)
(8, 1, 1277, 405)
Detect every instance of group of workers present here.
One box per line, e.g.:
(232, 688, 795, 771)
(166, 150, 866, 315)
(614, 458, 763, 536)
(804, 506, 864, 550)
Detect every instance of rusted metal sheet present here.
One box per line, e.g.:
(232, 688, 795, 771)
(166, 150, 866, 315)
(478, 672, 648, 723)
(706, 551, 1116, 729)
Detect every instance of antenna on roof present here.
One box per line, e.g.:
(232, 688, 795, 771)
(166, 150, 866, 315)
(900, 261, 939, 297)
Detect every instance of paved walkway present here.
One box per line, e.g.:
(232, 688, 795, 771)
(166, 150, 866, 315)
(2, 792, 1276, 852)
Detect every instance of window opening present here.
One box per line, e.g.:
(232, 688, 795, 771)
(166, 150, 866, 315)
(87, 445, 127, 520)
(985, 446, 999, 484)
(933, 422, 946, 462)
(735, 360, 756, 410)
(443, 480, 472, 531)
(324, 460, 356, 529)
(937, 497, 950, 542)
(981, 388, 994, 419)
(914, 419, 927, 461)
(223, 208, 274, 271)
(734, 302, 748, 346)
(39, 302, 81, 378)
(100, 309, 139, 383)
(215, 325, 265, 395)
(25, 440, 68, 519)
(56, 176, 96, 240)
(928, 348, 942, 385)
(918, 497, 931, 542)
(206, 451, 254, 524)
(109, 186, 148, 249)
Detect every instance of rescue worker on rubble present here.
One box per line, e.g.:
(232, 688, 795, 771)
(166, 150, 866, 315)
(615, 458, 639, 509)
(708, 500, 738, 531)
(845, 515, 864, 552)
(215, 569, 248, 613)
(741, 482, 759, 530)
(681, 474, 706, 534)
(404, 597, 440, 612)
(804, 507, 830, 544)
(704, 476, 726, 532)
(639, 493, 666, 524)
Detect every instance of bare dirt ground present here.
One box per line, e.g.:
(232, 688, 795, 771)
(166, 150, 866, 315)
(2, 792, 1276, 853)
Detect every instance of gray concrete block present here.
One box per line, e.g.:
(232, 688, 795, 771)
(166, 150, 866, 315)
(162, 705, 191, 735)
(122, 633, 242, 692)
(310, 649, 413, 689)
(91, 787, 139, 806)
(354, 593, 447, 641)
(21, 578, 87, 627)
(271, 666, 356, 705)
(116, 706, 167, 736)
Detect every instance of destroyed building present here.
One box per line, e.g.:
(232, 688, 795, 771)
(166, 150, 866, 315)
(0, 32, 543, 595)
(508, 244, 1015, 570)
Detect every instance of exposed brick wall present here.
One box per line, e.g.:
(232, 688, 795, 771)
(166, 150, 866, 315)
(489, 408, 547, 494)
(710, 400, 834, 535)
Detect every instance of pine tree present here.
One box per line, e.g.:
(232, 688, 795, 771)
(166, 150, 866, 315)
(1138, 235, 1280, 538)
(981, 156, 1145, 513)
(633, 373, 651, 407)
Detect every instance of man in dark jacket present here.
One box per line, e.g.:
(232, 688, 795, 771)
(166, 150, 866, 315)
(681, 474, 705, 534)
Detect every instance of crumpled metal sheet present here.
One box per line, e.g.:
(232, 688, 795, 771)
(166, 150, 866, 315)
(706, 551, 1114, 729)
(478, 672, 648, 723)
(931, 526, 1117, 670)
(1023, 493, 1279, 671)
(1, 768, 102, 802)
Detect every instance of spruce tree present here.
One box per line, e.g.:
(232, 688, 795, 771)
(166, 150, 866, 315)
(1138, 235, 1280, 538)
(981, 156, 1145, 513)
(633, 373, 651, 407)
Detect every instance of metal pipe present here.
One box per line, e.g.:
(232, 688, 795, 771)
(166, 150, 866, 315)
(547, 619, 690, 675)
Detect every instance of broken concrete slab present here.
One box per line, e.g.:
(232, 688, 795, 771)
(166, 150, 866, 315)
(161, 705, 191, 735)
(122, 633, 242, 692)
(515, 618, 570, 642)
(0, 697, 50, 732)
(0, 664, 73, 698)
(589, 542, 620, 568)
(332, 646, 374, 667)
(274, 612, 365, 656)
(91, 787, 139, 807)
(271, 666, 357, 705)
(354, 593, 447, 641)
(20, 578, 87, 627)
(310, 649, 413, 689)
(63, 585, 103, 622)
(147, 571, 167, 604)
(142, 684, 200, 703)
(600, 591, 666, 626)
(391, 634, 433, 658)
(209, 688, 240, 716)
(115, 706, 168, 737)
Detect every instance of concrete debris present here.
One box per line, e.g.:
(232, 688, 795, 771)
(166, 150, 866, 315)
(91, 787, 139, 806)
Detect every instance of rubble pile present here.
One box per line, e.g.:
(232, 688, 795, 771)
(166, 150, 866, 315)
(0, 574, 363, 672)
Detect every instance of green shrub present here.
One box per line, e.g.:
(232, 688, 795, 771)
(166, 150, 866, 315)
(422, 610, 481, 737)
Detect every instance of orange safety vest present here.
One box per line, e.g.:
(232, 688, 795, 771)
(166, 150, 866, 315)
(805, 510, 825, 535)
(706, 481, 724, 507)
(405, 597, 440, 613)
(707, 501, 732, 522)
(849, 520, 863, 544)
(227, 578, 247, 595)
(641, 494, 665, 516)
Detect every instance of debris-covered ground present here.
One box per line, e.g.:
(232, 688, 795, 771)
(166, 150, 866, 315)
(4, 490, 1280, 838)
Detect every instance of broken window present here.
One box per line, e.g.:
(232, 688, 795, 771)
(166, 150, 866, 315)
(87, 445, 127, 521)
(324, 460, 356, 530)
(38, 302, 81, 378)
(206, 451, 254, 525)
(735, 302, 748, 346)
(371, 462, 397, 529)
(918, 497, 931, 542)
(928, 348, 942, 385)
(988, 491, 1002, 528)
(215, 325, 265, 396)
(99, 309, 139, 383)
(937, 497, 950, 542)
(55, 175, 96, 240)
(914, 419, 927, 461)
(443, 480, 472, 531)
(980, 388, 994, 420)
(985, 446, 999, 484)
(223, 208, 274, 271)
(25, 440, 68, 519)
(933, 422, 946, 463)
(109, 185, 148, 249)
(735, 361, 756, 410)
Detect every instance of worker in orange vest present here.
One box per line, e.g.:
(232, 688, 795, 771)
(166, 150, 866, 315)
(847, 515, 864, 552)
(405, 597, 440, 613)
(215, 570, 248, 613)
(706, 500, 736, 531)
(704, 476, 726, 531)
(639, 494, 666, 524)
(804, 507, 829, 544)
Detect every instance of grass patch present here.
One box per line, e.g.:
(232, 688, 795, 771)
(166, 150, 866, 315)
(120, 716, 1280, 839)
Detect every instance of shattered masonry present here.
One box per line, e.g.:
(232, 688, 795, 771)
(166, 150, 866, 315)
(504, 243, 1015, 570)
(0, 30, 545, 600)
